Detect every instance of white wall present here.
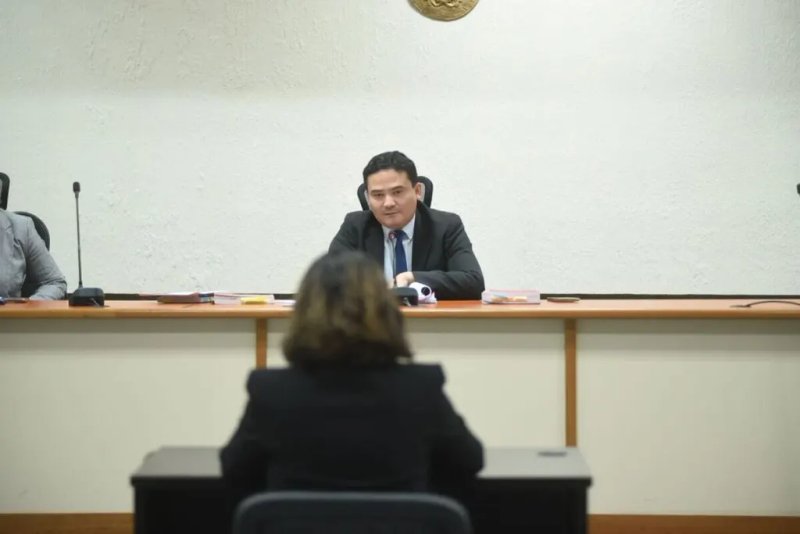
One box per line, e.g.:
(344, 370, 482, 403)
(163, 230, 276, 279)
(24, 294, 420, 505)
(2, 0, 799, 295)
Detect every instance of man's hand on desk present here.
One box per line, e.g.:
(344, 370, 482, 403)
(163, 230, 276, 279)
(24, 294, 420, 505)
(394, 272, 415, 288)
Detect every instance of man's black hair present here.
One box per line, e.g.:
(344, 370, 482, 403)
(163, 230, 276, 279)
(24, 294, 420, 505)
(362, 151, 418, 186)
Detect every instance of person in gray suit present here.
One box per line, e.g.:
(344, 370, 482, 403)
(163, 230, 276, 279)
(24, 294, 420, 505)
(0, 209, 67, 300)
(329, 151, 484, 300)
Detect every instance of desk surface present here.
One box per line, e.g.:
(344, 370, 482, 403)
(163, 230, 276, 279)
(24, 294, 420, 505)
(3, 298, 800, 319)
(131, 446, 592, 484)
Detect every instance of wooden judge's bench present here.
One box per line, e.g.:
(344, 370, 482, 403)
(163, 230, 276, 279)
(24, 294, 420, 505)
(1, 298, 799, 533)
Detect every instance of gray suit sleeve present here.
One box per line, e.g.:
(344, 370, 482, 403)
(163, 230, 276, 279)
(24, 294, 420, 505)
(20, 217, 67, 300)
(414, 215, 485, 300)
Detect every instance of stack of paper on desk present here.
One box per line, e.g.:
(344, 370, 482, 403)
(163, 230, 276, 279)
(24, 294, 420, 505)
(213, 293, 275, 305)
(481, 289, 541, 304)
(156, 292, 214, 304)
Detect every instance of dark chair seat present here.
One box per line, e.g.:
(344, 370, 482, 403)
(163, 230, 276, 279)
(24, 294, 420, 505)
(234, 491, 471, 534)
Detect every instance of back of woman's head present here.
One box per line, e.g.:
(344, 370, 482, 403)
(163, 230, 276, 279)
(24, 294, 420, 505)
(283, 251, 412, 368)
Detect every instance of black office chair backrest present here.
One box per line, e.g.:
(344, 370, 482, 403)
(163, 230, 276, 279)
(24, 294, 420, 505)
(0, 172, 9, 210)
(358, 176, 434, 210)
(234, 491, 472, 534)
(15, 211, 51, 251)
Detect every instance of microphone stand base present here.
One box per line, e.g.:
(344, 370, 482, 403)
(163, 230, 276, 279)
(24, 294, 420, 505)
(69, 287, 105, 307)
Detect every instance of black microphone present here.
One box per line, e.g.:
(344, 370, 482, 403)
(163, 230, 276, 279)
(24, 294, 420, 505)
(69, 181, 105, 307)
(73, 182, 83, 288)
(391, 287, 418, 306)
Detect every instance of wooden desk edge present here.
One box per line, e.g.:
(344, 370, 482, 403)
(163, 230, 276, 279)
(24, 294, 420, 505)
(2, 300, 799, 319)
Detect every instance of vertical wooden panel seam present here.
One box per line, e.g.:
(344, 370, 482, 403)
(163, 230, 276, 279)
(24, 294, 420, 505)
(565, 319, 577, 446)
(255, 319, 268, 368)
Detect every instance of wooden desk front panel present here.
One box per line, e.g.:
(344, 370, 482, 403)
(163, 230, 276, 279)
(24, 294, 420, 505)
(0, 318, 254, 511)
(1, 300, 799, 517)
(0, 313, 563, 513)
(579, 318, 800, 515)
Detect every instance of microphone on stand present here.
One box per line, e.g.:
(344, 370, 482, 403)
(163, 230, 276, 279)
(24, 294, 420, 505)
(68, 181, 105, 307)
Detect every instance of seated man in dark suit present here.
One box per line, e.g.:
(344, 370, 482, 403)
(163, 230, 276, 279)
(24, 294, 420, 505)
(220, 251, 483, 497)
(329, 150, 485, 300)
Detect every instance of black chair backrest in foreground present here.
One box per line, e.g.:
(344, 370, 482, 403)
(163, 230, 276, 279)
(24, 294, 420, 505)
(233, 491, 472, 534)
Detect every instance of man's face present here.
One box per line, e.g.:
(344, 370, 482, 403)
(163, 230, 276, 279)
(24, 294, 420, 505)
(366, 169, 422, 230)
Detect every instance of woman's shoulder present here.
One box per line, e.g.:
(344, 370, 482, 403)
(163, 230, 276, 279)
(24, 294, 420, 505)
(394, 363, 445, 383)
(245, 364, 446, 390)
(245, 367, 299, 387)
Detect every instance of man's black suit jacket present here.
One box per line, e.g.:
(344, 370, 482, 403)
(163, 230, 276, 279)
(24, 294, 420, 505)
(329, 202, 485, 300)
(220, 364, 484, 495)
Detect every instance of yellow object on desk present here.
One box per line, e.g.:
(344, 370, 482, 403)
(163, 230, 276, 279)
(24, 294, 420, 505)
(240, 296, 270, 305)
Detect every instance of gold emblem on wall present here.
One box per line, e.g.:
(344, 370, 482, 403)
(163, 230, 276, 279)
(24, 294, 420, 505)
(409, 0, 479, 21)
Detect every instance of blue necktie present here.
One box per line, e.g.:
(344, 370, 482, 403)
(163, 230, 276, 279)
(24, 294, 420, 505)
(393, 230, 407, 275)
